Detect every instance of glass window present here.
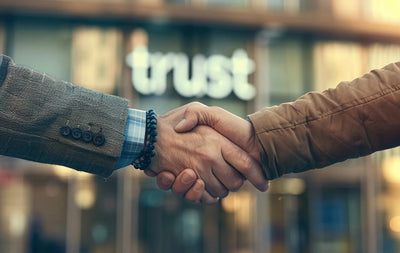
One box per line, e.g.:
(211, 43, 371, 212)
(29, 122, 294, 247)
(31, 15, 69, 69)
(8, 17, 73, 81)
(255, 34, 311, 108)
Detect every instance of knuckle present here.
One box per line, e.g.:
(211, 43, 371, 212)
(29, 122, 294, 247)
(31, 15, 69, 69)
(238, 152, 253, 175)
(189, 101, 201, 107)
(188, 101, 206, 110)
(198, 150, 215, 164)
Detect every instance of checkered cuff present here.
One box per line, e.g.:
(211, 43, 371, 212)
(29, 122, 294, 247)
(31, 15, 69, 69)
(115, 109, 146, 170)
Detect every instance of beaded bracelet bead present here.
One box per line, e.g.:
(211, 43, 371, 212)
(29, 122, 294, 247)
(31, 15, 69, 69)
(132, 109, 158, 170)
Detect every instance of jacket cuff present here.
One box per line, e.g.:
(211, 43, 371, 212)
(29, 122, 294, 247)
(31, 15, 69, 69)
(248, 111, 282, 180)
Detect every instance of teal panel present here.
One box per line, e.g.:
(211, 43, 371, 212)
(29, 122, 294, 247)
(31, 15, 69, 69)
(9, 17, 72, 82)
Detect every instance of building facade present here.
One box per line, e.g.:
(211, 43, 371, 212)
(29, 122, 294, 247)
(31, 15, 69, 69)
(1, 1, 400, 252)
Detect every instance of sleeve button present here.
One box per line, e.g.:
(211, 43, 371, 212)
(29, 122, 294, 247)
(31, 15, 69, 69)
(93, 133, 105, 146)
(71, 128, 82, 140)
(60, 126, 71, 137)
(82, 130, 93, 143)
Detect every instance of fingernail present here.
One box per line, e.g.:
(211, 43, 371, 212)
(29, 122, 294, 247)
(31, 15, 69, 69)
(182, 172, 193, 184)
(175, 119, 185, 130)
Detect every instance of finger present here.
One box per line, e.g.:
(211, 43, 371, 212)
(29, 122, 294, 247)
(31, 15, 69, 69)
(202, 170, 229, 198)
(171, 169, 198, 196)
(144, 169, 157, 177)
(201, 191, 219, 205)
(156, 171, 176, 191)
(184, 179, 205, 203)
(221, 144, 269, 192)
(175, 112, 199, 133)
(176, 105, 255, 154)
(210, 107, 254, 151)
(174, 102, 209, 132)
(211, 159, 244, 192)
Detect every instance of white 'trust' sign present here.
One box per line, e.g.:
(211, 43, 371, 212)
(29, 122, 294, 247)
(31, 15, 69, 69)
(126, 46, 256, 100)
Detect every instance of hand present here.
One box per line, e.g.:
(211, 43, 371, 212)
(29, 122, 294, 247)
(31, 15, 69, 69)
(146, 107, 263, 204)
(175, 103, 260, 160)
(174, 102, 268, 191)
(152, 102, 268, 203)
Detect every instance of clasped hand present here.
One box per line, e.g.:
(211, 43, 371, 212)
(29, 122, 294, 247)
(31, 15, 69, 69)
(143, 102, 269, 204)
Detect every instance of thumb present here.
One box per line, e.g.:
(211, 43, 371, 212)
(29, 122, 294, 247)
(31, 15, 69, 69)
(175, 110, 199, 132)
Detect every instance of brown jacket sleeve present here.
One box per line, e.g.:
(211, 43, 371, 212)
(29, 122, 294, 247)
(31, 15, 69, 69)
(249, 62, 400, 180)
(0, 55, 129, 177)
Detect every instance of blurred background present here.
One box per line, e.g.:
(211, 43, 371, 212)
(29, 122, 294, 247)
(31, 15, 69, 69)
(1, 0, 400, 252)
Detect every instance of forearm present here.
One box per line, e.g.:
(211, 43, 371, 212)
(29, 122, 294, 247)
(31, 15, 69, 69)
(0, 55, 129, 177)
(249, 62, 400, 179)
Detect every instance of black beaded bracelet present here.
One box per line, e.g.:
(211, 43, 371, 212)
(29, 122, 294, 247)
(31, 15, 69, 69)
(132, 109, 158, 170)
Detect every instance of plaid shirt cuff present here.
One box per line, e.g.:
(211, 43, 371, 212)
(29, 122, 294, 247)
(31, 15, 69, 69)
(115, 109, 146, 170)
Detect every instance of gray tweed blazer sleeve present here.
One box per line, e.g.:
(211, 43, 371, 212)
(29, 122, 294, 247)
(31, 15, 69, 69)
(0, 55, 129, 177)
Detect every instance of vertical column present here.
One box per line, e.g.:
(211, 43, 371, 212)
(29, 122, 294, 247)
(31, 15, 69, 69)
(203, 206, 220, 253)
(254, 191, 271, 253)
(254, 30, 271, 109)
(118, 29, 143, 253)
(71, 27, 122, 94)
(66, 176, 81, 253)
(361, 156, 378, 253)
(116, 170, 138, 253)
(284, 195, 300, 253)
(0, 20, 5, 53)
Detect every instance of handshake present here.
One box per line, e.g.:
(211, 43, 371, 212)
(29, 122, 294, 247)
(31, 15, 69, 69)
(142, 102, 269, 205)
(2, 54, 398, 206)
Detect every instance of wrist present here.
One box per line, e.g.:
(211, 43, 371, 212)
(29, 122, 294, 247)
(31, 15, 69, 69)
(132, 109, 158, 170)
